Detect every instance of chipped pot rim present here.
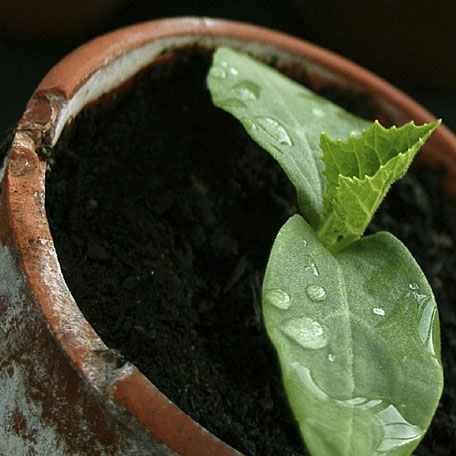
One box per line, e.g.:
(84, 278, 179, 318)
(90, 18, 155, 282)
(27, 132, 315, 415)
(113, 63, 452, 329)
(3, 16, 456, 456)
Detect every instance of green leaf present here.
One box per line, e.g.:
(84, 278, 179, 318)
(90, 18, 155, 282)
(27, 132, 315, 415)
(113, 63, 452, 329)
(318, 121, 441, 250)
(207, 46, 371, 228)
(207, 47, 443, 456)
(263, 215, 443, 456)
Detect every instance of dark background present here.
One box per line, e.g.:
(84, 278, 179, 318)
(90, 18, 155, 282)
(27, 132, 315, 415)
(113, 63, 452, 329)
(1, 0, 455, 136)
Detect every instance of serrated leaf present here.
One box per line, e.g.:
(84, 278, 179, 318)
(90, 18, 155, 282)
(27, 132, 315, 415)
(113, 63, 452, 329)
(207, 46, 371, 227)
(318, 121, 440, 249)
(263, 215, 443, 456)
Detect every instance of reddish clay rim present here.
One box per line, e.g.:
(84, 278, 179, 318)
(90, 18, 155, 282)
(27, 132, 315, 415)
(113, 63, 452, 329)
(4, 17, 456, 456)
(16, 17, 456, 191)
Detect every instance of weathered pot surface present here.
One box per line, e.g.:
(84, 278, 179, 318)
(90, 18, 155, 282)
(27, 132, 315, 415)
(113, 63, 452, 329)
(1, 17, 456, 456)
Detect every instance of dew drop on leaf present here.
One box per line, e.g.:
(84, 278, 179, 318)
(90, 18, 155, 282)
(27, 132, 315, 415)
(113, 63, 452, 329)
(291, 361, 329, 399)
(218, 98, 247, 109)
(303, 254, 319, 277)
(407, 281, 431, 306)
(209, 66, 227, 79)
(241, 117, 257, 132)
(264, 289, 291, 310)
(233, 80, 260, 101)
(281, 317, 328, 349)
(312, 108, 325, 118)
(417, 301, 437, 356)
(328, 354, 336, 362)
(336, 398, 423, 453)
(218, 60, 238, 76)
(374, 404, 423, 452)
(306, 284, 326, 302)
(373, 307, 385, 316)
(255, 116, 293, 146)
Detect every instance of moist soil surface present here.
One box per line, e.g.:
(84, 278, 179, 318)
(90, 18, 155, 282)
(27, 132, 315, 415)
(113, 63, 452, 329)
(42, 49, 456, 455)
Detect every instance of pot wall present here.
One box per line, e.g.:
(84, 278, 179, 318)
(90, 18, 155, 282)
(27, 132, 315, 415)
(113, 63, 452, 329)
(1, 17, 456, 456)
(0, 145, 178, 455)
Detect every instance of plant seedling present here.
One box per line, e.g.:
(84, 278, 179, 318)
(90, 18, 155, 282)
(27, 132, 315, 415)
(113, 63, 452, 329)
(207, 47, 443, 456)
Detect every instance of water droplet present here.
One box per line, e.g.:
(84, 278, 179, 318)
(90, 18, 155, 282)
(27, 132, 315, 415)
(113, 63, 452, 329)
(300, 237, 308, 247)
(407, 282, 430, 306)
(255, 116, 293, 146)
(291, 362, 329, 400)
(373, 307, 385, 316)
(303, 254, 319, 277)
(241, 118, 257, 132)
(281, 317, 327, 349)
(209, 66, 226, 79)
(417, 300, 437, 355)
(415, 293, 430, 306)
(233, 80, 260, 101)
(212, 61, 238, 77)
(264, 289, 291, 310)
(312, 108, 325, 118)
(342, 397, 383, 410)
(336, 397, 423, 452)
(306, 284, 326, 302)
(219, 98, 247, 109)
(375, 404, 422, 452)
(328, 354, 335, 362)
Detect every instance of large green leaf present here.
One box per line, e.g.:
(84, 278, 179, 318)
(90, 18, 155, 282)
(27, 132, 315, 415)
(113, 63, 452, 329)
(263, 215, 443, 456)
(207, 46, 371, 228)
(318, 121, 440, 250)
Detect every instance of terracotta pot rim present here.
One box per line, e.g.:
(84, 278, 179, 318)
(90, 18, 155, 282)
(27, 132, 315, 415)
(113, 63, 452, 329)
(17, 17, 456, 149)
(3, 16, 456, 456)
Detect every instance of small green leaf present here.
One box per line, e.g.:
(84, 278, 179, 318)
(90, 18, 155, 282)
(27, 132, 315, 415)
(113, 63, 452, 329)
(207, 46, 371, 228)
(318, 121, 441, 250)
(263, 215, 443, 456)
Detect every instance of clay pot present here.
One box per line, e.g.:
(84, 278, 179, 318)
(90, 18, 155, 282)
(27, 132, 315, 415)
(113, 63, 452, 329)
(1, 17, 456, 456)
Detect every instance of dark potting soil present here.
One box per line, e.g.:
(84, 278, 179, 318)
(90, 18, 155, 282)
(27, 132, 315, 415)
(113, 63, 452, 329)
(43, 49, 456, 455)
